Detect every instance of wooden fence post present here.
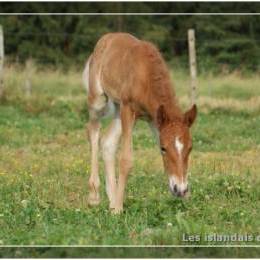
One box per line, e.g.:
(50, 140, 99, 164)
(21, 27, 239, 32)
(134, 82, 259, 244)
(188, 29, 197, 105)
(116, 2, 124, 31)
(0, 25, 4, 99)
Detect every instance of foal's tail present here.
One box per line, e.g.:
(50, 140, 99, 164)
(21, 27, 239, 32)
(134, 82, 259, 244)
(82, 54, 92, 93)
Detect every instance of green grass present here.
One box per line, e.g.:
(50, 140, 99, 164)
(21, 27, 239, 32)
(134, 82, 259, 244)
(0, 65, 260, 251)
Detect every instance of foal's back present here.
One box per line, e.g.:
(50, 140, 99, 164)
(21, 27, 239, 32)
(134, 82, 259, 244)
(90, 33, 172, 109)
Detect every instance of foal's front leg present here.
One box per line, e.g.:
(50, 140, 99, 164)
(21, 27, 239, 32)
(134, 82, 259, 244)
(101, 113, 122, 209)
(113, 104, 135, 214)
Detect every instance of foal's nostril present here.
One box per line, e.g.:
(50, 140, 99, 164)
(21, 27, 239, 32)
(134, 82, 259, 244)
(176, 187, 189, 197)
(173, 184, 178, 193)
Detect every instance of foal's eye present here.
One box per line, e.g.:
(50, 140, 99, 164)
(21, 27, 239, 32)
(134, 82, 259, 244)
(161, 147, 166, 154)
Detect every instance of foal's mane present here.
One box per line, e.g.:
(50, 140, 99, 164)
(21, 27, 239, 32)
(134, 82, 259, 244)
(142, 41, 183, 119)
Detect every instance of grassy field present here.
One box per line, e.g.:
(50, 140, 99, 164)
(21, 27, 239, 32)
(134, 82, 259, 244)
(0, 64, 260, 251)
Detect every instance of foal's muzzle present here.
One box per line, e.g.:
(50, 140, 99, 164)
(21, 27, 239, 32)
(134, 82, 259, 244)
(169, 178, 189, 198)
(170, 184, 189, 198)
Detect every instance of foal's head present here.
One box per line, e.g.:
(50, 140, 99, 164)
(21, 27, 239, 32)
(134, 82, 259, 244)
(157, 104, 197, 198)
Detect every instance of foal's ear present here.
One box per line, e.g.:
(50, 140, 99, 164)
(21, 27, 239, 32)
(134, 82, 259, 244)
(184, 104, 197, 127)
(157, 105, 169, 128)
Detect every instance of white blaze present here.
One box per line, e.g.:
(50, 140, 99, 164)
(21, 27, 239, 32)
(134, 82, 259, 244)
(175, 137, 184, 155)
(169, 137, 187, 194)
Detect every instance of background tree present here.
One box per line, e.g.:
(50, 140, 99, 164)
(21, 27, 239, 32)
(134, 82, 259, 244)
(0, 2, 259, 72)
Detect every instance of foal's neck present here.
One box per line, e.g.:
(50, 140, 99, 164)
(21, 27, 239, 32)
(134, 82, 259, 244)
(151, 81, 183, 126)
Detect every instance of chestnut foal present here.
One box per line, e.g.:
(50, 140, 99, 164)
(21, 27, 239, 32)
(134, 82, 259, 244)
(83, 33, 197, 214)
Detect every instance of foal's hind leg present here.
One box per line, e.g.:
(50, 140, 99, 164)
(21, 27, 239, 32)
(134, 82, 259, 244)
(87, 112, 101, 206)
(101, 109, 122, 209)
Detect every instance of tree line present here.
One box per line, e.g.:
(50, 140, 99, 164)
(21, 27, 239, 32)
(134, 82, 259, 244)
(0, 2, 259, 72)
